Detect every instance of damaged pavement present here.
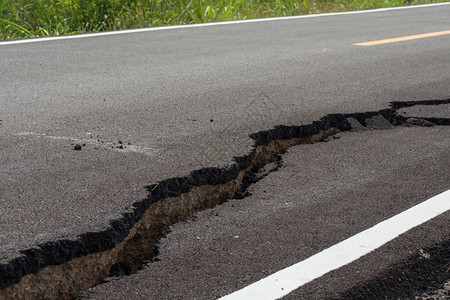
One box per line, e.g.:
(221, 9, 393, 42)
(1, 101, 449, 299)
(1, 5, 450, 298)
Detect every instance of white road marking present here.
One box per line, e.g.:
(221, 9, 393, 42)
(220, 190, 450, 300)
(1, 3, 450, 46)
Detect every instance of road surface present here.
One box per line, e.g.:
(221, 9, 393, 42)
(0, 3, 449, 299)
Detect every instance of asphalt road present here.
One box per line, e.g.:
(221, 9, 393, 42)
(83, 113, 450, 299)
(1, 3, 449, 299)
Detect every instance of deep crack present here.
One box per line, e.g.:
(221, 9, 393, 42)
(1, 99, 449, 299)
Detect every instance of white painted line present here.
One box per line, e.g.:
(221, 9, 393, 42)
(1, 3, 450, 46)
(220, 190, 450, 300)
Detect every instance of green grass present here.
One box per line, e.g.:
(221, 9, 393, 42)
(0, 0, 447, 40)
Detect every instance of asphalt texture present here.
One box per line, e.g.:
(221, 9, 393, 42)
(83, 122, 450, 299)
(1, 3, 450, 298)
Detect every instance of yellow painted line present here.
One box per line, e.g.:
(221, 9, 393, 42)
(354, 30, 450, 46)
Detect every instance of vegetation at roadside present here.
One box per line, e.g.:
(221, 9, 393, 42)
(0, 0, 447, 40)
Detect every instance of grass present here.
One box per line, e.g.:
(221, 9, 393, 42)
(0, 0, 447, 40)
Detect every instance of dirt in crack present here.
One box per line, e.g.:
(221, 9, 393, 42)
(1, 99, 449, 300)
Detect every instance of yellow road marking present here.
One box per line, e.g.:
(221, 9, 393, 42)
(354, 30, 450, 46)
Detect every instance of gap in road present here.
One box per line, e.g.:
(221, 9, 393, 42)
(1, 99, 449, 299)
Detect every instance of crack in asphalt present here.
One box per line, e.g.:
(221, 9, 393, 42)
(1, 99, 449, 299)
(15, 132, 160, 156)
